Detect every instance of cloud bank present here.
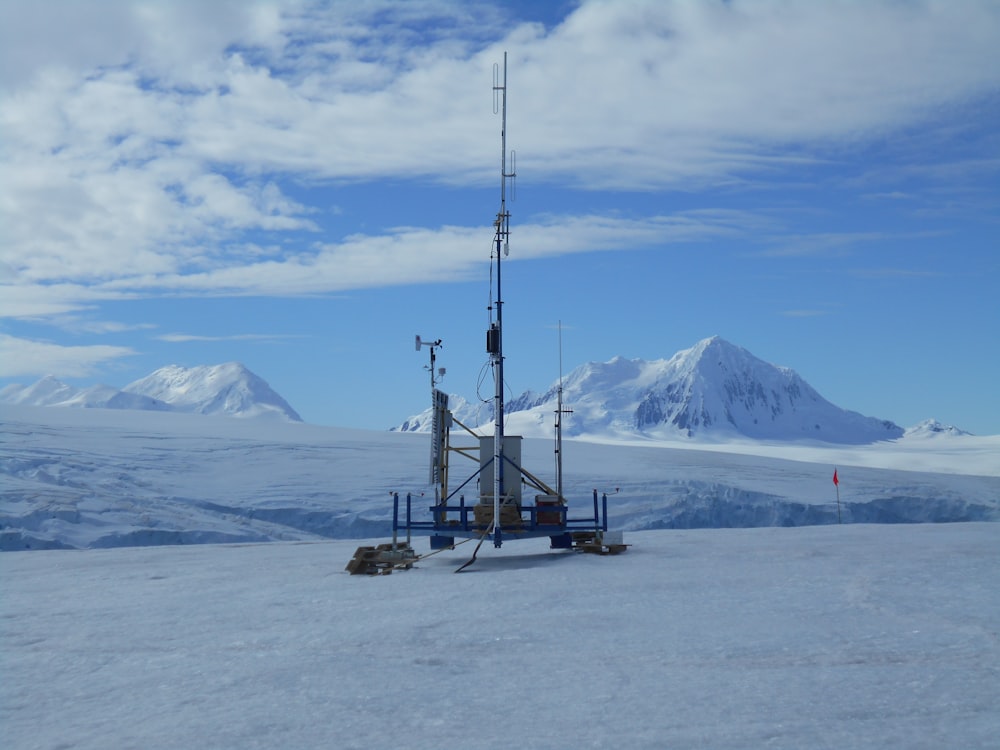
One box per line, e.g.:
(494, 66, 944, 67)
(1, 0, 997, 355)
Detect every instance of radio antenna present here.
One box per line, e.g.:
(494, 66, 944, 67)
(555, 322, 572, 502)
(487, 52, 516, 547)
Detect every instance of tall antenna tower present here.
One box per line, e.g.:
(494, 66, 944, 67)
(347, 53, 624, 574)
(488, 52, 516, 547)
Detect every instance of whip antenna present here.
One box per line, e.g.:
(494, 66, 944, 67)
(488, 52, 516, 547)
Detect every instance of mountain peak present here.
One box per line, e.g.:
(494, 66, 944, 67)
(1, 375, 77, 406)
(677, 336, 752, 365)
(904, 419, 971, 438)
(396, 338, 905, 445)
(124, 363, 301, 421)
(1, 364, 301, 422)
(634, 339, 901, 442)
(692, 334, 726, 349)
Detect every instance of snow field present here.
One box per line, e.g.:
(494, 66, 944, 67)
(3, 524, 998, 749)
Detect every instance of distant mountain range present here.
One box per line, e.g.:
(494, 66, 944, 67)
(0, 363, 301, 422)
(395, 336, 966, 444)
(1, 341, 969, 440)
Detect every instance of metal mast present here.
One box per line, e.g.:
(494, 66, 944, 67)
(489, 52, 515, 548)
(415, 335, 443, 488)
(555, 321, 572, 502)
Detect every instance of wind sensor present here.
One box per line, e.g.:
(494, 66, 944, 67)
(415, 335, 445, 390)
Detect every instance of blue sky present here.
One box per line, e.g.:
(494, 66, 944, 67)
(1, 0, 998, 434)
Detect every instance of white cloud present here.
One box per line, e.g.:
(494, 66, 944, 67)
(0, 0, 996, 317)
(85, 210, 753, 297)
(45, 317, 157, 335)
(0, 284, 134, 319)
(0, 0, 286, 93)
(5, 1, 997, 185)
(759, 230, 948, 258)
(0, 334, 136, 378)
(503, 0, 1000, 187)
(157, 333, 306, 343)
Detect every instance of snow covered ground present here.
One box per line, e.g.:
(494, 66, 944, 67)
(1, 404, 997, 551)
(3, 525, 998, 749)
(3, 405, 999, 747)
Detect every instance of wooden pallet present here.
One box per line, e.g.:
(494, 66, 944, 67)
(345, 543, 417, 575)
(570, 531, 629, 555)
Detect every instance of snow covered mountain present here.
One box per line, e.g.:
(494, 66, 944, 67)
(1, 364, 301, 421)
(904, 419, 971, 438)
(396, 337, 905, 444)
(0, 376, 173, 412)
(393, 394, 497, 433)
(0, 375, 78, 407)
(123, 363, 302, 421)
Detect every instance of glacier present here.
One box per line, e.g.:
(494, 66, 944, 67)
(2, 403, 996, 552)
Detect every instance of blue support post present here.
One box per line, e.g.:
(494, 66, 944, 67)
(406, 493, 412, 545)
(602, 493, 608, 532)
(593, 488, 599, 531)
(392, 492, 399, 546)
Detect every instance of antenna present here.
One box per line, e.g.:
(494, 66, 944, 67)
(555, 321, 573, 501)
(417, 335, 446, 492)
(488, 52, 516, 548)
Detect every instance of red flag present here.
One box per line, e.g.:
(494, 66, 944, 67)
(833, 469, 839, 486)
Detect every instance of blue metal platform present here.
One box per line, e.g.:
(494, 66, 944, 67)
(392, 487, 610, 550)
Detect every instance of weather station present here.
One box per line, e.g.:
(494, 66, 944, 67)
(347, 54, 625, 575)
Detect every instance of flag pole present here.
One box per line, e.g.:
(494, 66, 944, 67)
(833, 468, 841, 524)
